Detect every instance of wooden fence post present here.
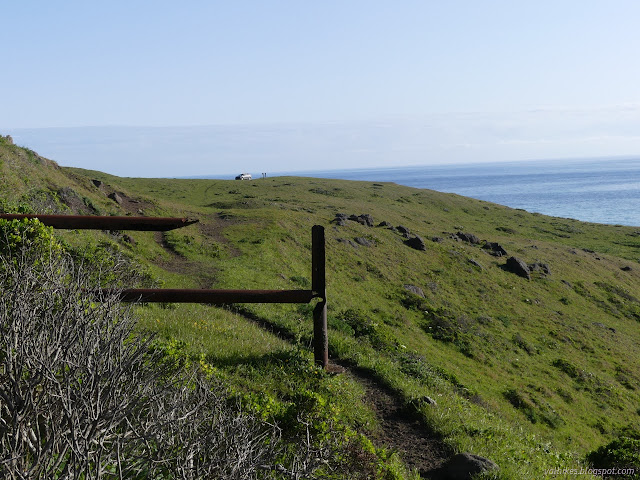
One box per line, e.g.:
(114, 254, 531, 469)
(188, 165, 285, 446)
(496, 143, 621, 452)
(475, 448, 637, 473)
(311, 225, 328, 369)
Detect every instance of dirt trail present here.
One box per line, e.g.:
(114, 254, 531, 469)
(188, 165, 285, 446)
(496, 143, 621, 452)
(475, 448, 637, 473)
(152, 231, 216, 288)
(229, 305, 454, 478)
(343, 365, 452, 479)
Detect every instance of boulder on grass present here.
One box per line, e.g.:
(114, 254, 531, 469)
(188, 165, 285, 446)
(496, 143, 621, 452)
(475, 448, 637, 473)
(483, 241, 508, 257)
(403, 284, 425, 298)
(108, 192, 123, 205)
(440, 453, 498, 480)
(456, 232, 481, 244)
(528, 262, 551, 276)
(397, 225, 411, 236)
(505, 256, 530, 280)
(349, 214, 374, 227)
(404, 235, 426, 251)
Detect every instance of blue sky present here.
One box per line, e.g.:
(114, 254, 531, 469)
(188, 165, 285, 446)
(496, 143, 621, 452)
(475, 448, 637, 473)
(2, 1, 640, 177)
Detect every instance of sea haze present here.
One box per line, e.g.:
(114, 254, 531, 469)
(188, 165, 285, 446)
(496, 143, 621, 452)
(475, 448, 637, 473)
(265, 157, 640, 227)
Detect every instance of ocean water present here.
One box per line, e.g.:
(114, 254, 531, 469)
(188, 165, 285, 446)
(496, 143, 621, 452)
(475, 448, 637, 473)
(284, 157, 640, 227)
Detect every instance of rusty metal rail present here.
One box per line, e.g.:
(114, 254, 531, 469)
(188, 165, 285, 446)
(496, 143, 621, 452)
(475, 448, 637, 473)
(1, 213, 329, 368)
(0, 214, 198, 231)
(103, 288, 316, 304)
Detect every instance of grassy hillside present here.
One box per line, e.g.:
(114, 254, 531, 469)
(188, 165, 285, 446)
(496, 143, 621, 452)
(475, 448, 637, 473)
(3, 135, 640, 478)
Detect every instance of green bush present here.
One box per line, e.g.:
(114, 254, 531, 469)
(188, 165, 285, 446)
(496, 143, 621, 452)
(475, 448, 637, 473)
(587, 435, 640, 478)
(0, 218, 62, 267)
(504, 388, 539, 424)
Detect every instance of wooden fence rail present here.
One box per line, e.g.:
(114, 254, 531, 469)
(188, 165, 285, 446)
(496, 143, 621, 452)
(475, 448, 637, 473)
(0, 214, 329, 368)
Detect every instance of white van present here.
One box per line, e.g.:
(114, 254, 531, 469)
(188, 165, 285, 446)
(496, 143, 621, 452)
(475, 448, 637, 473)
(235, 173, 252, 180)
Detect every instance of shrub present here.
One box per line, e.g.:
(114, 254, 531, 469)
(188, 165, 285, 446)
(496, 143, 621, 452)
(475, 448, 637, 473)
(0, 227, 339, 479)
(504, 388, 539, 424)
(0, 218, 61, 262)
(586, 435, 640, 478)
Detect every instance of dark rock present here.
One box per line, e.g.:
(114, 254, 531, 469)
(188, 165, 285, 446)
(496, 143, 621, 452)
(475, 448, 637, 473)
(404, 235, 427, 251)
(528, 262, 551, 275)
(333, 213, 348, 226)
(505, 256, 530, 279)
(349, 214, 374, 227)
(397, 225, 411, 235)
(360, 214, 374, 227)
(354, 237, 374, 247)
(456, 232, 481, 244)
(483, 241, 508, 257)
(431, 236, 444, 243)
(377, 221, 393, 228)
(440, 453, 498, 480)
(621, 265, 633, 272)
(403, 284, 425, 298)
(3, 135, 13, 144)
(57, 187, 94, 214)
(92, 179, 104, 188)
(108, 192, 123, 205)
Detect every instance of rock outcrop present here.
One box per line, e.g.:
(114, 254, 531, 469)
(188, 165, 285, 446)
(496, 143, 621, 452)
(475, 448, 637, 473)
(333, 213, 374, 227)
(456, 232, 481, 244)
(483, 241, 508, 257)
(333, 213, 348, 226)
(404, 235, 427, 251)
(108, 192, 124, 205)
(403, 284, 425, 298)
(397, 225, 411, 236)
(439, 453, 498, 480)
(505, 256, 530, 279)
(528, 262, 551, 276)
(349, 214, 374, 227)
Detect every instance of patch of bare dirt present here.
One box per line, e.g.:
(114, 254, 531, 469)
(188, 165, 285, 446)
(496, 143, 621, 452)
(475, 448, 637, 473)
(152, 231, 216, 288)
(57, 187, 97, 214)
(108, 190, 154, 215)
(343, 365, 452, 479)
(198, 217, 241, 258)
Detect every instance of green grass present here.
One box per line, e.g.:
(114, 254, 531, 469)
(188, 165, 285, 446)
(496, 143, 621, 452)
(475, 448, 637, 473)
(4, 140, 640, 478)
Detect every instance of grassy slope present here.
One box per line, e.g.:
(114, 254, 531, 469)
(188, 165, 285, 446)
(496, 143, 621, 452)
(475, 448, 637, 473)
(3, 136, 640, 478)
